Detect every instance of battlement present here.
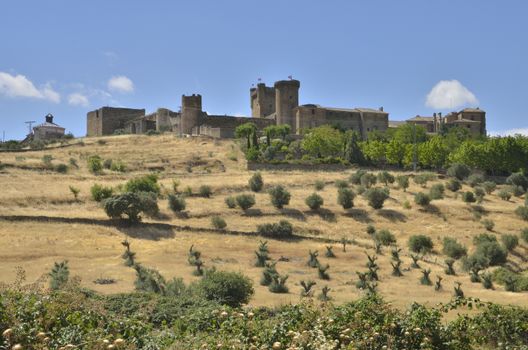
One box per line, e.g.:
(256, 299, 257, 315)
(274, 79, 300, 88)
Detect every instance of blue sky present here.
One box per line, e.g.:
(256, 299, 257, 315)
(1, 0, 527, 139)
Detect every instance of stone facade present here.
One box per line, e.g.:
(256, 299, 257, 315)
(33, 114, 65, 141)
(405, 108, 486, 136)
(250, 83, 275, 118)
(87, 107, 145, 136)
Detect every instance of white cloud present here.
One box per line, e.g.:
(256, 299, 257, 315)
(0, 72, 60, 103)
(107, 75, 134, 93)
(425, 80, 479, 109)
(489, 128, 528, 137)
(68, 93, 89, 107)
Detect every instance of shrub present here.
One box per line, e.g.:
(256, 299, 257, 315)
(481, 219, 494, 231)
(55, 163, 68, 173)
(498, 189, 512, 201)
(522, 228, 528, 243)
(473, 232, 497, 245)
(337, 188, 355, 209)
(356, 184, 366, 195)
(104, 192, 159, 222)
(349, 169, 367, 184)
(474, 187, 485, 201)
(91, 184, 114, 202)
(510, 185, 525, 197)
(482, 181, 497, 194)
(111, 161, 127, 172)
(257, 220, 293, 238)
(445, 258, 456, 275)
(69, 186, 80, 200)
(408, 235, 433, 253)
(447, 163, 470, 180)
(414, 192, 431, 207)
(515, 206, 528, 221)
(396, 175, 409, 192)
(360, 173, 377, 188)
(268, 185, 291, 209)
(168, 194, 186, 212)
(103, 158, 113, 169)
(211, 216, 227, 230)
(125, 174, 160, 195)
(236, 194, 256, 211)
(506, 172, 528, 190)
(467, 174, 485, 187)
(49, 260, 69, 290)
(87, 155, 103, 174)
(461, 191, 476, 203)
(414, 173, 435, 187)
(366, 225, 376, 236)
(501, 234, 519, 251)
(42, 154, 53, 167)
(305, 193, 324, 210)
(442, 237, 467, 259)
(197, 270, 254, 307)
(198, 185, 213, 198)
(225, 196, 236, 209)
(333, 179, 349, 189)
(268, 274, 289, 293)
(446, 179, 462, 192)
(248, 172, 264, 192)
(375, 229, 396, 246)
(317, 264, 330, 280)
(429, 183, 444, 200)
(364, 188, 389, 209)
(377, 171, 395, 186)
(314, 180, 325, 190)
(475, 241, 508, 266)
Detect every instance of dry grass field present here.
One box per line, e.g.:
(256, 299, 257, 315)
(0, 134, 527, 310)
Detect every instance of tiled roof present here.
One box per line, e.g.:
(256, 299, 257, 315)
(407, 116, 434, 122)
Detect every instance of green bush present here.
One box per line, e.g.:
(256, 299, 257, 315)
(104, 192, 159, 222)
(334, 179, 349, 189)
(481, 219, 494, 231)
(429, 183, 445, 200)
(314, 180, 325, 190)
(501, 234, 519, 251)
(506, 172, 528, 191)
(364, 187, 389, 209)
(256, 220, 293, 238)
(377, 171, 395, 186)
(447, 163, 470, 180)
(414, 192, 431, 206)
(168, 194, 186, 212)
(446, 178, 462, 192)
(235, 193, 256, 211)
(87, 155, 103, 174)
(474, 187, 485, 200)
(492, 267, 528, 292)
(103, 158, 113, 169)
(125, 174, 160, 195)
(305, 193, 324, 210)
(467, 174, 485, 187)
(55, 163, 68, 173)
(268, 185, 291, 209)
(461, 191, 476, 203)
(408, 235, 433, 253)
(414, 173, 435, 187)
(498, 189, 512, 201)
(360, 173, 377, 188)
(473, 232, 497, 245)
(522, 228, 528, 243)
(375, 229, 396, 246)
(248, 172, 264, 192)
(91, 183, 114, 202)
(366, 224, 376, 235)
(515, 206, 528, 221)
(482, 181, 497, 194)
(49, 260, 69, 290)
(475, 241, 508, 266)
(442, 237, 467, 259)
(211, 216, 227, 230)
(337, 188, 355, 209)
(198, 185, 213, 198)
(197, 270, 254, 307)
(349, 169, 367, 184)
(396, 175, 409, 192)
(510, 185, 525, 197)
(225, 196, 236, 209)
(111, 161, 127, 172)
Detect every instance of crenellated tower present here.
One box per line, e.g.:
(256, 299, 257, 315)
(274, 79, 300, 132)
(181, 94, 203, 134)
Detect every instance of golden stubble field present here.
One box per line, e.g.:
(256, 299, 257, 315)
(0, 134, 526, 309)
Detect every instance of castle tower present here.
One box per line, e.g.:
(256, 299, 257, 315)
(250, 83, 276, 118)
(181, 94, 202, 134)
(274, 79, 300, 132)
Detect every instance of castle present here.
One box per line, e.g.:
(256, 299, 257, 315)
(86, 79, 486, 139)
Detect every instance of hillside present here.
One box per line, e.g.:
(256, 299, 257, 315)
(0, 133, 527, 309)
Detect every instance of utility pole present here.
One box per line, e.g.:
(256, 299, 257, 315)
(25, 121, 36, 135)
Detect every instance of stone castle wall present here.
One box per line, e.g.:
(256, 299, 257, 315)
(87, 107, 145, 136)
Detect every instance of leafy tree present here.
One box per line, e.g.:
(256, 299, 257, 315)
(301, 125, 344, 158)
(506, 172, 528, 191)
(362, 140, 387, 167)
(343, 130, 365, 164)
(393, 124, 427, 144)
(408, 235, 433, 253)
(337, 188, 355, 209)
(305, 193, 324, 210)
(447, 163, 471, 180)
(419, 136, 449, 169)
(414, 192, 431, 207)
(125, 174, 160, 195)
(235, 122, 257, 149)
(385, 139, 406, 167)
(235, 194, 256, 211)
(443, 237, 467, 259)
(375, 229, 396, 246)
(104, 192, 159, 222)
(248, 172, 264, 192)
(364, 188, 389, 209)
(263, 124, 291, 145)
(49, 260, 69, 290)
(198, 270, 254, 307)
(396, 175, 409, 192)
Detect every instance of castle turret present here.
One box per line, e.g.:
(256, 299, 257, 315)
(250, 83, 276, 118)
(181, 94, 202, 134)
(274, 79, 300, 132)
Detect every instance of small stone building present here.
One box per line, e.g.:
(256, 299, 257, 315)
(33, 114, 65, 140)
(405, 108, 486, 136)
